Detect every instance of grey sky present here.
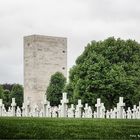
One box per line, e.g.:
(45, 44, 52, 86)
(0, 0, 140, 84)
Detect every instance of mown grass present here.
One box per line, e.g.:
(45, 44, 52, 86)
(0, 117, 140, 139)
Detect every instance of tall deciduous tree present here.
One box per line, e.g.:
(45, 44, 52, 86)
(10, 84, 23, 108)
(66, 37, 140, 109)
(46, 72, 66, 106)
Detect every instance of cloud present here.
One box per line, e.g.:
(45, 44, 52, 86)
(0, 0, 140, 84)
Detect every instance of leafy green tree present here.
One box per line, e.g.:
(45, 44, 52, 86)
(2, 84, 14, 91)
(10, 84, 23, 108)
(0, 85, 4, 99)
(3, 90, 11, 110)
(65, 83, 74, 104)
(67, 37, 140, 109)
(46, 72, 66, 106)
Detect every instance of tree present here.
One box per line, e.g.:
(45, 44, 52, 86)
(2, 84, 14, 91)
(10, 84, 23, 108)
(46, 72, 66, 106)
(0, 85, 4, 99)
(65, 83, 74, 104)
(66, 37, 140, 109)
(3, 90, 11, 110)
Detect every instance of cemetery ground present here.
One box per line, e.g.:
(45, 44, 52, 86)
(0, 118, 140, 139)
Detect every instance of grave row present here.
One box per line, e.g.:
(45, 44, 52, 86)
(0, 93, 140, 119)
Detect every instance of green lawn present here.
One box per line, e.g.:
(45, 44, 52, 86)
(0, 117, 140, 139)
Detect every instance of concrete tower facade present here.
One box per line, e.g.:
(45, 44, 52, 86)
(24, 35, 67, 109)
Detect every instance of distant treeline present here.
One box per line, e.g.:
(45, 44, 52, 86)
(0, 84, 23, 110)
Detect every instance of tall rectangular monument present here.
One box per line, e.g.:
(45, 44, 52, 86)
(24, 35, 67, 109)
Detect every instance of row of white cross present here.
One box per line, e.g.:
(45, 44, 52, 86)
(0, 93, 140, 119)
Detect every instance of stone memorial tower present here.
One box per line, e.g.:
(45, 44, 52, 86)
(24, 35, 67, 109)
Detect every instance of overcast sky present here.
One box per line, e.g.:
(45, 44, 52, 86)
(0, 0, 140, 84)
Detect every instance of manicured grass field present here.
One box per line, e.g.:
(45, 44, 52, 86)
(0, 117, 140, 139)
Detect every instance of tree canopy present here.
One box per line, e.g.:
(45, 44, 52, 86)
(66, 37, 140, 109)
(46, 72, 66, 106)
(0, 84, 23, 109)
(3, 90, 10, 110)
(2, 84, 14, 91)
(10, 84, 23, 108)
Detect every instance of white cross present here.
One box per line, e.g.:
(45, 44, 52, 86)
(117, 97, 125, 118)
(26, 99, 30, 117)
(112, 107, 117, 118)
(119, 97, 125, 107)
(77, 99, 83, 108)
(70, 104, 75, 111)
(60, 93, 69, 117)
(95, 98, 101, 118)
(132, 105, 137, 112)
(87, 106, 92, 118)
(11, 98, 16, 116)
(84, 103, 88, 110)
(138, 102, 140, 111)
(11, 98, 16, 107)
(137, 102, 140, 119)
(127, 107, 132, 119)
(46, 101, 51, 117)
(75, 99, 83, 118)
(132, 105, 137, 119)
(0, 99, 3, 116)
(22, 103, 26, 117)
(84, 103, 89, 117)
(43, 95, 48, 117)
(61, 92, 69, 104)
(0, 99, 2, 106)
(101, 103, 105, 118)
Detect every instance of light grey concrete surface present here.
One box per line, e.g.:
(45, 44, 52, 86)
(24, 35, 67, 109)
